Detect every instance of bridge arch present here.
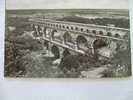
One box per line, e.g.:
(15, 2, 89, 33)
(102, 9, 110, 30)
(63, 32, 73, 44)
(86, 29, 90, 33)
(33, 31, 38, 37)
(81, 28, 84, 32)
(114, 33, 121, 38)
(51, 45, 60, 59)
(37, 25, 41, 32)
(99, 31, 104, 35)
(62, 25, 65, 29)
(35, 25, 42, 36)
(93, 39, 107, 50)
(92, 30, 96, 34)
(59, 25, 62, 28)
(32, 25, 39, 37)
(38, 26, 44, 36)
(71, 26, 74, 30)
(51, 29, 57, 40)
(107, 32, 112, 36)
(56, 24, 58, 27)
(75, 27, 79, 30)
(43, 27, 47, 37)
(76, 35, 88, 51)
(51, 29, 61, 41)
(45, 28, 51, 38)
(66, 26, 69, 29)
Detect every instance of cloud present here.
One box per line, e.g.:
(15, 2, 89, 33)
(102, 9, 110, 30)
(6, 0, 129, 9)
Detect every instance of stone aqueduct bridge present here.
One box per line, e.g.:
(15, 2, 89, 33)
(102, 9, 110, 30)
(29, 18, 130, 58)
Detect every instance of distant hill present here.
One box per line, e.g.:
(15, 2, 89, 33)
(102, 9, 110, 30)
(57, 15, 129, 29)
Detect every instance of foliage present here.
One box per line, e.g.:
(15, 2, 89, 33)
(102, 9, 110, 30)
(102, 43, 131, 77)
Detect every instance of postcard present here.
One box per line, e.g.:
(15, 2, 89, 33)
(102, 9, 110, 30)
(5, 0, 131, 78)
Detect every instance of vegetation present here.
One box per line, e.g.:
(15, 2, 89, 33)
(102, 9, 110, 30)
(102, 42, 131, 77)
(5, 17, 43, 77)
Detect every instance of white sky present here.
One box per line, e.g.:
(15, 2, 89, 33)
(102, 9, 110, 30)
(6, 0, 129, 9)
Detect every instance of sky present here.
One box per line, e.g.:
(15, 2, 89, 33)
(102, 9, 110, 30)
(6, 0, 129, 9)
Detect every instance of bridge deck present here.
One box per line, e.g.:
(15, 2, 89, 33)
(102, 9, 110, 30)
(29, 18, 129, 31)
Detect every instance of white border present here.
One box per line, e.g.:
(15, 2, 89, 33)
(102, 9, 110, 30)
(0, 0, 133, 100)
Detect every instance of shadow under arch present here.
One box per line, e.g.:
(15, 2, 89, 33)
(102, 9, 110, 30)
(63, 32, 73, 44)
(51, 45, 60, 59)
(51, 29, 57, 40)
(51, 29, 62, 42)
(43, 27, 47, 37)
(76, 35, 88, 51)
(93, 39, 107, 50)
(62, 48, 71, 58)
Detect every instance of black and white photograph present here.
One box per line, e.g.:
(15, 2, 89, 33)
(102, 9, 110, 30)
(5, 0, 131, 78)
